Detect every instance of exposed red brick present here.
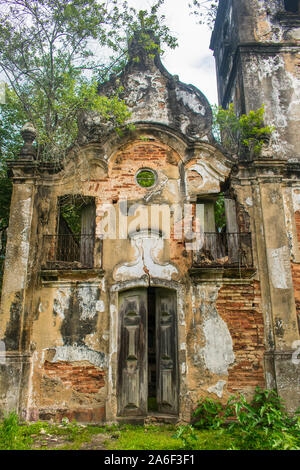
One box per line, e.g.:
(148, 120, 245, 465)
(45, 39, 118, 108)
(216, 281, 265, 394)
(92, 139, 181, 205)
(43, 361, 106, 394)
(36, 407, 105, 423)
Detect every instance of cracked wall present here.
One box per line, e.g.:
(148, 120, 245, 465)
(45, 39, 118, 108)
(186, 281, 265, 407)
(211, 0, 300, 160)
(1, 23, 288, 420)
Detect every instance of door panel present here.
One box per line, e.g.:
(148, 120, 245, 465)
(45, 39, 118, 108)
(117, 289, 147, 416)
(156, 289, 178, 414)
(80, 203, 95, 267)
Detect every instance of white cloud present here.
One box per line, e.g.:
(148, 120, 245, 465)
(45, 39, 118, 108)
(127, 0, 218, 105)
(0, 0, 218, 107)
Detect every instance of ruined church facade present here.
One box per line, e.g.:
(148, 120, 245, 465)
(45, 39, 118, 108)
(0, 0, 299, 423)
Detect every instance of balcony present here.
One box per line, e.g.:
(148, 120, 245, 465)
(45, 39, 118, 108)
(43, 234, 98, 270)
(191, 232, 253, 268)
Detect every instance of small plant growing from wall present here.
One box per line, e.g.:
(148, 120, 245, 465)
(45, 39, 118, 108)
(214, 193, 226, 232)
(213, 104, 274, 159)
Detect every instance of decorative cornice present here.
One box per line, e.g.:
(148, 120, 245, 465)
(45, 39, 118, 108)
(219, 41, 300, 108)
(6, 159, 62, 180)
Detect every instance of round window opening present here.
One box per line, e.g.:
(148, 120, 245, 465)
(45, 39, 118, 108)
(135, 168, 157, 188)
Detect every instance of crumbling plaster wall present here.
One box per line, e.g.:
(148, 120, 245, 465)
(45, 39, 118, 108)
(27, 282, 108, 421)
(212, 0, 300, 160)
(186, 281, 265, 406)
(0, 131, 269, 421)
(211, 0, 300, 412)
(0, 25, 277, 420)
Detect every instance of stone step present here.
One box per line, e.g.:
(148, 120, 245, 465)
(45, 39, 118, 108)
(117, 413, 179, 426)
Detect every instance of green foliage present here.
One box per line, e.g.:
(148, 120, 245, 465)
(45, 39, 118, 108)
(214, 193, 226, 231)
(173, 424, 199, 449)
(136, 169, 156, 188)
(107, 425, 235, 451)
(225, 387, 300, 450)
(213, 104, 274, 158)
(59, 196, 95, 235)
(0, 0, 177, 161)
(3, 400, 298, 451)
(128, 2, 177, 59)
(60, 204, 82, 236)
(0, 412, 33, 450)
(193, 397, 225, 429)
(0, 415, 234, 451)
(105, 424, 185, 451)
(0, 86, 27, 160)
(192, 387, 300, 450)
(0, 89, 24, 253)
(1, 78, 131, 162)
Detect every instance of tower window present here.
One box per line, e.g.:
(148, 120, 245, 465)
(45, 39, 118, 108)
(284, 0, 299, 13)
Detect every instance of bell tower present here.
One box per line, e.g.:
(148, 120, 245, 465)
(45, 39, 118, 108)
(210, 0, 300, 160)
(211, 0, 300, 412)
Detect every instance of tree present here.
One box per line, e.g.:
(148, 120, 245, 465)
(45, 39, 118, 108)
(212, 104, 274, 158)
(0, 0, 177, 161)
(0, 0, 178, 291)
(189, 0, 219, 29)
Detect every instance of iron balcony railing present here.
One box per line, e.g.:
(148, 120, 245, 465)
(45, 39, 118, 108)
(192, 232, 253, 268)
(43, 234, 97, 269)
(43, 232, 253, 270)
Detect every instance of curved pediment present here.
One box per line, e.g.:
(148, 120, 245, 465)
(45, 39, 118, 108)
(78, 34, 213, 145)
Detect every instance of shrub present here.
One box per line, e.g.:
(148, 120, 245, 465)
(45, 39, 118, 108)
(173, 425, 199, 450)
(225, 387, 300, 450)
(192, 397, 225, 430)
(213, 104, 274, 158)
(192, 387, 300, 450)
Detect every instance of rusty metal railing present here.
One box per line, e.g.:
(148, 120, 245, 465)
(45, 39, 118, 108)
(192, 232, 253, 268)
(43, 234, 97, 269)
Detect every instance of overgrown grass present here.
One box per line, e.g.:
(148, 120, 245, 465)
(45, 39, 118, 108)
(106, 424, 235, 450)
(0, 414, 109, 450)
(0, 415, 235, 451)
(0, 412, 33, 450)
(0, 388, 299, 450)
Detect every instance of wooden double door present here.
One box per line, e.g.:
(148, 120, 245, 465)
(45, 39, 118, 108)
(117, 287, 179, 417)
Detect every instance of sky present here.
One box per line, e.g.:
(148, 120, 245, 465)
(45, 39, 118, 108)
(127, 0, 218, 106)
(0, 0, 218, 106)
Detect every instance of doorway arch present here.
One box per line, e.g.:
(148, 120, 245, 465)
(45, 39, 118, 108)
(117, 286, 179, 417)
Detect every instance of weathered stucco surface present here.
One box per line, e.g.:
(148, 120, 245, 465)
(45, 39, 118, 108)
(211, 0, 300, 412)
(0, 3, 300, 421)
